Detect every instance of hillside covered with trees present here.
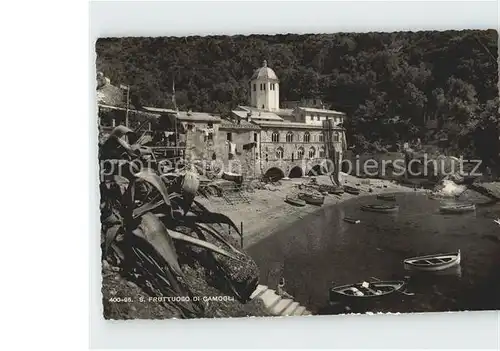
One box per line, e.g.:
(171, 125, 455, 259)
(96, 30, 499, 164)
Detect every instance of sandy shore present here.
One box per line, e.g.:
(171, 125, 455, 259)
(196, 173, 423, 248)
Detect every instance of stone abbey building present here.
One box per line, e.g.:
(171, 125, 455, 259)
(97, 61, 348, 182)
(227, 60, 348, 181)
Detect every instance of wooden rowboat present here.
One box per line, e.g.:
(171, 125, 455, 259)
(344, 186, 360, 195)
(361, 204, 399, 213)
(439, 203, 475, 214)
(329, 280, 406, 301)
(376, 193, 396, 201)
(285, 196, 306, 207)
(318, 184, 344, 195)
(298, 192, 325, 206)
(404, 250, 461, 271)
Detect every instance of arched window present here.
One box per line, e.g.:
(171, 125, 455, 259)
(286, 132, 294, 142)
(276, 147, 284, 159)
(297, 147, 304, 159)
(319, 147, 325, 158)
(303, 132, 310, 143)
(318, 133, 324, 142)
(271, 131, 279, 143)
(309, 147, 316, 159)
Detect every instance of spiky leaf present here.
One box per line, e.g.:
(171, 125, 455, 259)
(137, 212, 184, 277)
(167, 228, 242, 261)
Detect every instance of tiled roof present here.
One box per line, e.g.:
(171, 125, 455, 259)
(177, 111, 221, 123)
(98, 104, 160, 119)
(220, 119, 261, 130)
(142, 107, 221, 123)
(232, 108, 283, 121)
(276, 109, 294, 117)
(297, 107, 346, 115)
(142, 106, 178, 114)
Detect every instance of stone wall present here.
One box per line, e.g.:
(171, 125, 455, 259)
(184, 122, 220, 162)
(216, 128, 260, 179)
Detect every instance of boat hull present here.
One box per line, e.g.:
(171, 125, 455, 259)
(344, 186, 360, 195)
(439, 204, 475, 214)
(298, 192, 325, 205)
(361, 205, 399, 213)
(377, 194, 396, 201)
(403, 251, 461, 271)
(285, 197, 306, 207)
(329, 280, 405, 302)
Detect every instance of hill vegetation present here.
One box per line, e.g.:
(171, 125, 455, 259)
(96, 30, 499, 168)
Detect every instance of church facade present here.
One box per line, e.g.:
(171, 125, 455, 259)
(230, 60, 347, 181)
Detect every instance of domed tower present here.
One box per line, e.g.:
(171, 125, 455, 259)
(250, 60, 279, 111)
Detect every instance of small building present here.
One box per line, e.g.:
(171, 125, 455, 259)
(217, 117, 261, 178)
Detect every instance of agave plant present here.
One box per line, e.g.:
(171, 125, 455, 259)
(100, 126, 258, 318)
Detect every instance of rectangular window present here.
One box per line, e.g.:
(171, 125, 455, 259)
(227, 132, 232, 141)
(263, 84, 266, 91)
(254, 133, 257, 142)
(253, 84, 256, 91)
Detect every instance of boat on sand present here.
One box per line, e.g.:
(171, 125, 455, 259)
(285, 196, 306, 207)
(298, 192, 325, 206)
(344, 185, 360, 195)
(403, 250, 461, 271)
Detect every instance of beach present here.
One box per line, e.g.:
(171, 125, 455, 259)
(196, 173, 422, 247)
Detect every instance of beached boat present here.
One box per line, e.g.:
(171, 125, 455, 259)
(361, 204, 399, 213)
(329, 280, 406, 301)
(222, 171, 243, 183)
(344, 186, 360, 195)
(439, 203, 475, 214)
(376, 193, 396, 201)
(403, 250, 461, 271)
(285, 196, 306, 207)
(343, 217, 360, 224)
(298, 192, 325, 206)
(319, 184, 344, 195)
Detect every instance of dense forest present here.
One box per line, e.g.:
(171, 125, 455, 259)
(96, 30, 499, 164)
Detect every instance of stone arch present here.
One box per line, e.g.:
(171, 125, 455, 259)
(306, 159, 328, 176)
(308, 164, 324, 176)
(289, 166, 304, 178)
(263, 167, 285, 182)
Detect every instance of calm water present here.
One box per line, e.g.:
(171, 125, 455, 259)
(247, 193, 500, 314)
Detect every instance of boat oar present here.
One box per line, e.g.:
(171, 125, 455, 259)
(369, 277, 415, 296)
